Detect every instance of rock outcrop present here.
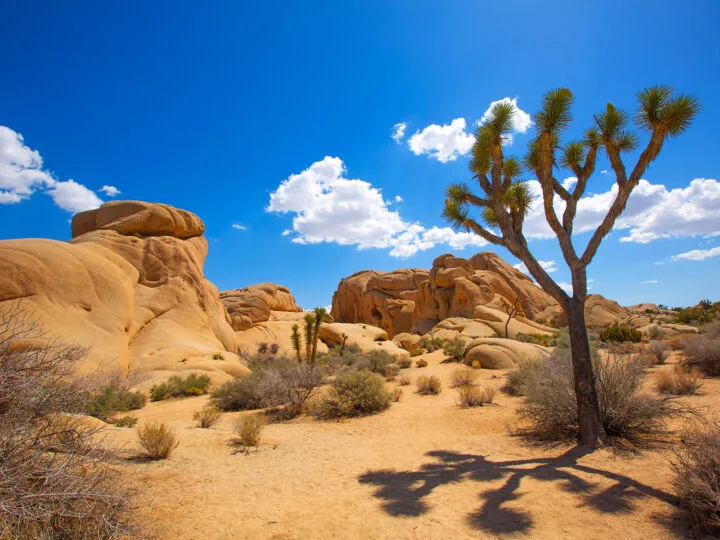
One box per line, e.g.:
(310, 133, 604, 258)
(331, 252, 556, 338)
(0, 201, 247, 381)
(221, 283, 302, 331)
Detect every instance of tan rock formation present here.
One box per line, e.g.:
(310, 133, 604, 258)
(0, 201, 246, 380)
(221, 283, 302, 331)
(331, 252, 556, 338)
(462, 338, 553, 369)
(540, 294, 631, 328)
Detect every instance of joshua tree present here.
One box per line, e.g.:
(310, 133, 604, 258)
(303, 313, 314, 364)
(291, 324, 302, 362)
(502, 297, 524, 338)
(310, 307, 327, 366)
(339, 332, 349, 356)
(443, 86, 699, 447)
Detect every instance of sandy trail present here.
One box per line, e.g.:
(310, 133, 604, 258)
(110, 351, 715, 539)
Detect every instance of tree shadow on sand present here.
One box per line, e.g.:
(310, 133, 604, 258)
(358, 447, 679, 535)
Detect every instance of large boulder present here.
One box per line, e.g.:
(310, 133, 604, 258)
(331, 251, 556, 338)
(221, 283, 302, 331)
(539, 294, 631, 328)
(0, 201, 246, 380)
(463, 338, 553, 369)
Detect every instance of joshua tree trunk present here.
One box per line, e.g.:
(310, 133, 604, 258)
(566, 295, 606, 447)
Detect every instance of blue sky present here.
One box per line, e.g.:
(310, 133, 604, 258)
(1, 0, 719, 309)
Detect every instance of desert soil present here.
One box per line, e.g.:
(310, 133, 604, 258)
(108, 351, 716, 539)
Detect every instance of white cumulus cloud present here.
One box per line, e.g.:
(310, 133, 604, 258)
(671, 246, 720, 261)
(408, 118, 475, 163)
(267, 157, 488, 258)
(0, 125, 103, 213)
(519, 177, 720, 244)
(45, 180, 103, 213)
(391, 122, 407, 144)
(232, 223, 247, 231)
(100, 185, 121, 196)
(513, 260, 558, 274)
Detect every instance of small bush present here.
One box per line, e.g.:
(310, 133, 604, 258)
(599, 324, 642, 343)
(316, 370, 392, 419)
(675, 305, 718, 325)
(86, 383, 147, 421)
(673, 417, 720, 534)
(396, 357, 412, 369)
(648, 325, 663, 340)
(212, 353, 224, 360)
(457, 384, 496, 407)
(392, 388, 403, 402)
(320, 348, 395, 376)
(451, 368, 477, 388)
(211, 373, 264, 411)
(114, 415, 138, 428)
(234, 414, 265, 447)
(443, 338, 466, 362)
(150, 374, 211, 401)
(683, 336, 720, 376)
(416, 375, 442, 395)
(646, 340, 669, 365)
(656, 365, 703, 395)
(137, 422, 179, 459)
(409, 348, 424, 357)
(419, 336, 446, 352)
(397, 374, 411, 386)
(415, 359, 428, 368)
(502, 359, 540, 396)
(515, 332, 554, 347)
(193, 405, 223, 428)
(516, 351, 684, 443)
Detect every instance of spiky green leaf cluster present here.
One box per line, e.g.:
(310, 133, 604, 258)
(635, 85, 700, 137)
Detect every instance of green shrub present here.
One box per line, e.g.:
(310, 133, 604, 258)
(149, 374, 211, 401)
(416, 375, 442, 395)
(517, 350, 684, 443)
(319, 347, 394, 376)
(502, 359, 541, 397)
(114, 415, 138, 428)
(419, 336, 446, 352)
(137, 422, 179, 459)
(675, 304, 718, 325)
(210, 373, 264, 412)
(599, 324, 642, 343)
(415, 359, 428, 368)
(555, 327, 570, 349)
(515, 333, 554, 347)
(409, 348, 424, 357)
(234, 413, 265, 447)
(316, 370, 392, 419)
(212, 353, 224, 360)
(85, 384, 147, 421)
(443, 338, 466, 362)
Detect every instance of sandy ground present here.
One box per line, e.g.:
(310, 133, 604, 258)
(107, 350, 718, 539)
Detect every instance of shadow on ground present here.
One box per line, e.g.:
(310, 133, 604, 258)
(358, 447, 679, 535)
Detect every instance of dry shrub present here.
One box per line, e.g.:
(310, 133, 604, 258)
(683, 335, 720, 377)
(193, 405, 222, 428)
(457, 384, 496, 407)
(517, 351, 685, 444)
(0, 308, 127, 537)
(114, 415, 138, 428)
(416, 375, 442, 395)
(137, 422, 179, 459)
(234, 414, 265, 447)
(443, 338, 466, 362)
(656, 365, 703, 395)
(316, 370, 392, 419)
(397, 374, 411, 386)
(415, 359, 428, 368)
(451, 368, 477, 388)
(392, 388, 403, 402)
(396, 357, 412, 369)
(646, 340, 669, 365)
(673, 417, 720, 534)
(502, 359, 540, 396)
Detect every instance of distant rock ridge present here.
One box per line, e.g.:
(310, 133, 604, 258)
(331, 251, 557, 338)
(220, 283, 303, 331)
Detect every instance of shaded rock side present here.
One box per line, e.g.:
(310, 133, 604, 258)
(220, 283, 302, 331)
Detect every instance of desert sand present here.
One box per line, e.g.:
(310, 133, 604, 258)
(107, 350, 711, 539)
